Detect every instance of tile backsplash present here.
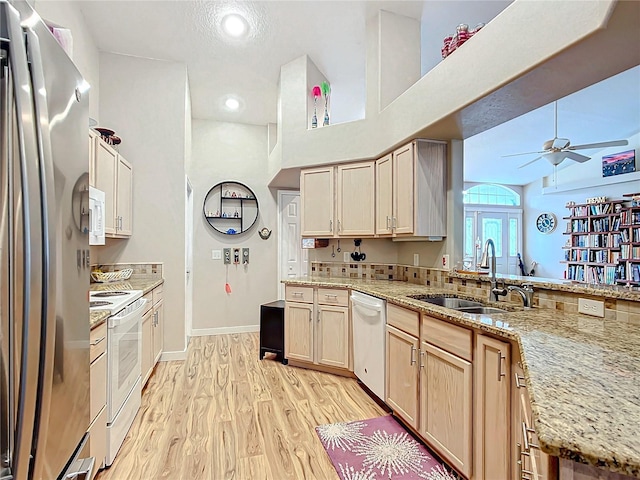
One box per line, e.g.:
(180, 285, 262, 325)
(310, 261, 640, 325)
(91, 262, 163, 281)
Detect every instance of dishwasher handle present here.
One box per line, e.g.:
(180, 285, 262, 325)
(350, 295, 384, 312)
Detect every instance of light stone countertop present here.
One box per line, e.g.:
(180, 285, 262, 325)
(89, 278, 164, 330)
(284, 277, 640, 477)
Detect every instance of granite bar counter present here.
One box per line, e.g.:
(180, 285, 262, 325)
(284, 277, 640, 477)
(90, 310, 110, 330)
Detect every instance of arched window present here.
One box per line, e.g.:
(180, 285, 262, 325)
(463, 184, 520, 206)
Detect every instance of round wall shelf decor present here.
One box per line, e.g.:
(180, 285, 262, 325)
(203, 181, 259, 235)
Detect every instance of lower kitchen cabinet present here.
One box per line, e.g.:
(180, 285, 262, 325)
(284, 302, 314, 362)
(142, 306, 154, 385)
(475, 334, 511, 480)
(284, 286, 351, 372)
(420, 342, 472, 478)
(513, 360, 558, 480)
(88, 407, 107, 480)
(142, 284, 165, 387)
(385, 324, 419, 430)
(316, 304, 349, 368)
(89, 323, 107, 477)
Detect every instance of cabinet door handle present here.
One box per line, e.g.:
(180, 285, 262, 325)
(329, 219, 333, 232)
(515, 372, 526, 389)
(392, 217, 397, 229)
(338, 220, 341, 232)
(498, 350, 506, 381)
(410, 345, 416, 365)
(419, 350, 425, 369)
(90, 336, 106, 346)
(386, 216, 390, 230)
(292, 292, 304, 297)
(324, 294, 338, 299)
(308, 311, 312, 322)
(317, 311, 321, 323)
(521, 422, 539, 451)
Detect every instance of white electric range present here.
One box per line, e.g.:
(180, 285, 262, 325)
(90, 289, 146, 465)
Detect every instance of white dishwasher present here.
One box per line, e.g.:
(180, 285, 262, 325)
(350, 291, 386, 401)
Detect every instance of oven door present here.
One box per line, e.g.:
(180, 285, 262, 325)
(107, 298, 146, 422)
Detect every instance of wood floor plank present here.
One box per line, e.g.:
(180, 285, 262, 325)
(96, 333, 383, 480)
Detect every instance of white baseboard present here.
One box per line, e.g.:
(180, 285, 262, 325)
(159, 349, 188, 362)
(191, 325, 260, 337)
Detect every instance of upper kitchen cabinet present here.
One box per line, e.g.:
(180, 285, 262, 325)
(301, 166, 334, 237)
(375, 140, 447, 239)
(336, 162, 375, 236)
(301, 161, 375, 238)
(93, 135, 133, 238)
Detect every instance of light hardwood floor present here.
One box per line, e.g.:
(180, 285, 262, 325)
(96, 333, 385, 480)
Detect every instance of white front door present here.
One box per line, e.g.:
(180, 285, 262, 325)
(475, 211, 520, 275)
(278, 192, 307, 299)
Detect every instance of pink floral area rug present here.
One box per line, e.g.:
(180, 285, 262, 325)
(316, 415, 457, 480)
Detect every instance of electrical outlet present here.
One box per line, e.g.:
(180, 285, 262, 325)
(223, 248, 231, 265)
(233, 248, 240, 264)
(242, 248, 249, 264)
(343, 252, 350, 262)
(442, 254, 450, 270)
(212, 250, 222, 260)
(578, 298, 604, 317)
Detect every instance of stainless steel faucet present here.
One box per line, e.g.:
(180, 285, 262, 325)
(507, 284, 534, 308)
(480, 239, 507, 301)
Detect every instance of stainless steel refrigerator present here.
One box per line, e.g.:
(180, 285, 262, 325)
(1, 1, 93, 479)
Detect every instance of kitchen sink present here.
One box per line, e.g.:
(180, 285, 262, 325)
(407, 295, 484, 309)
(455, 306, 508, 315)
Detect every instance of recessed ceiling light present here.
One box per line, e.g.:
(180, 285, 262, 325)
(225, 97, 240, 110)
(222, 14, 248, 38)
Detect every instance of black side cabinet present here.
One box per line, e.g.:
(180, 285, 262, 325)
(259, 300, 287, 364)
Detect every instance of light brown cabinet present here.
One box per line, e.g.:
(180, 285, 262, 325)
(374, 140, 447, 238)
(300, 162, 375, 238)
(513, 361, 558, 480)
(285, 286, 350, 371)
(142, 285, 165, 387)
(93, 135, 133, 238)
(336, 162, 375, 236)
(475, 334, 511, 480)
(300, 166, 334, 237)
(89, 323, 107, 477)
(420, 342, 473, 478)
(385, 323, 419, 430)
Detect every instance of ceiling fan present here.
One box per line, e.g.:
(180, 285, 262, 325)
(503, 101, 629, 169)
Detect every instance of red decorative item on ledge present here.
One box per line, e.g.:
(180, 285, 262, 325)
(441, 22, 485, 59)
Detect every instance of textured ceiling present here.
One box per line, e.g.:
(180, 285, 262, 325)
(76, 1, 639, 185)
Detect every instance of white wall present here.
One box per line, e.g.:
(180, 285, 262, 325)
(96, 53, 188, 355)
(33, 0, 100, 121)
(190, 120, 278, 334)
(523, 134, 639, 279)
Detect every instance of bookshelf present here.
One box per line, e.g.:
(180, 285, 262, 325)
(562, 200, 625, 285)
(616, 201, 640, 286)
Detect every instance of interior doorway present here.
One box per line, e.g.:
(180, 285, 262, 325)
(185, 177, 194, 340)
(277, 191, 308, 299)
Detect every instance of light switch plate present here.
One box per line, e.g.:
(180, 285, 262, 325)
(212, 250, 222, 260)
(223, 248, 231, 265)
(578, 298, 604, 317)
(242, 248, 249, 264)
(343, 252, 350, 262)
(413, 254, 419, 266)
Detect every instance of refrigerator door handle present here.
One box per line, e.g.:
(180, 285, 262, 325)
(63, 456, 96, 480)
(23, 21, 59, 476)
(2, 3, 45, 478)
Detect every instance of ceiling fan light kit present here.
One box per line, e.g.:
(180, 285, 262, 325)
(504, 101, 629, 169)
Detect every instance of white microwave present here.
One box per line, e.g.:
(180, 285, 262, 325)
(89, 186, 105, 245)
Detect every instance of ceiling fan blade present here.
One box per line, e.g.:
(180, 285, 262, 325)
(562, 151, 591, 163)
(502, 150, 546, 158)
(518, 156, 543, 168)
(568, 140, 629, 150)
